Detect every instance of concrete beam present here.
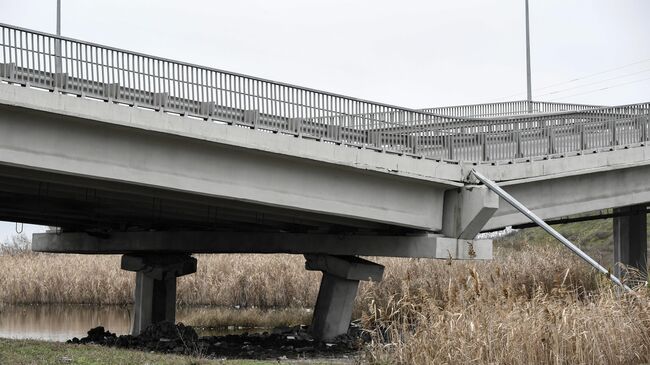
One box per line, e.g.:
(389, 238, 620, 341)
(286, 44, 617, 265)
(121, 254, 197, 335)
(442, 185, 499, 239)
(304, 254, 384, 281)
(483, 164, 650, 230)
(32, 231, 493, 260)
(305, 255, 384, 340)
(0, 84, 463, 231)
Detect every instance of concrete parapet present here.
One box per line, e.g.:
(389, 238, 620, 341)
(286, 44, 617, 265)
(305, 255, 384, 340)
(121, 254, 197, 335)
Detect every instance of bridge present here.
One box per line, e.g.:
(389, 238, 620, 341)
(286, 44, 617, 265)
(1, 23, 649, 339)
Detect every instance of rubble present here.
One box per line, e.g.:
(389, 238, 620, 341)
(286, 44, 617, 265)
(68, 322, 364, 360)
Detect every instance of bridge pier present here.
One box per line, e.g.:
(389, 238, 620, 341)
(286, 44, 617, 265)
(305, 255, 384, 341)
(613, 204, 648, 281)
(121, 254, 197, 335)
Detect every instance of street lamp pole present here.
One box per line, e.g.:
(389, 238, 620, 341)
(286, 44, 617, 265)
(525, 0, 532, 112)
(55, 0, 62, 75)
(56, 0, 61, 36)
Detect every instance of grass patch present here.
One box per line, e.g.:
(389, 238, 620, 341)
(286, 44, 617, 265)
(0, 338, 276, 365)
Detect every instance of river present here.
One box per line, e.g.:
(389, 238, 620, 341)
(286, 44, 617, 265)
(0, 304, 256, 342)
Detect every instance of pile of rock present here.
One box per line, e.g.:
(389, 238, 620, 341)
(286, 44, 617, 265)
(68, 322, 363, 360)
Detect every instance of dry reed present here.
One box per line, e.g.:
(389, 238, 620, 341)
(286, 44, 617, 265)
(2, 238, 649, 364)
(360, 244, 650, 364)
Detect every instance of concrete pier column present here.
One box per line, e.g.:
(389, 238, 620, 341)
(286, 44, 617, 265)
(305, 255, 384, 341)
(121, 254, 197, 335)
(613, 205, 647, 280)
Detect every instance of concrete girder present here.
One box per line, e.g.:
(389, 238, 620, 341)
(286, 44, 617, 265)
(483, 163, 650, 231)
(32, 231, 493, 260)
(0, 84, 463, 233)
(442, 185, 499, 239)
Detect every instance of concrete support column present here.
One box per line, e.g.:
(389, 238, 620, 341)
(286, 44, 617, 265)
(121, 254, 197, 335)
(613, 204, 647, 280)
(305, 255, 384, 341)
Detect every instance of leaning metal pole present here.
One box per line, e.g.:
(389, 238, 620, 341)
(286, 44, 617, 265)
(471, 169, 632, 293)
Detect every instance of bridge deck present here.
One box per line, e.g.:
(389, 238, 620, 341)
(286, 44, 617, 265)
(1, 23, 648, 164)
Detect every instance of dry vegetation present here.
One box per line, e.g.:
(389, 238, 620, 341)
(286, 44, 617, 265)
(360, 245, 650, 364)
(2, 233, 650, 364)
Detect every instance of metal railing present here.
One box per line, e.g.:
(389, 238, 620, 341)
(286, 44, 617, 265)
(1, 23, 649, 163)
(420, 100, 604, 119)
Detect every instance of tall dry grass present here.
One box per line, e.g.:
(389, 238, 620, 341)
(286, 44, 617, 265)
(360, 245, 650, 364)
(0, 252, 320, 306)
(2, 238, 650, 364)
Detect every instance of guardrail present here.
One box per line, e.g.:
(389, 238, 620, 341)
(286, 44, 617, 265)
(420, 100, 603, 119)
(1, 23, 649, 163)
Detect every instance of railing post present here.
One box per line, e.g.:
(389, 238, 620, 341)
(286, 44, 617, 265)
(547, 126, 555, 155)
(477, 134, 487, 161)
(411, 135, 419, 155)
(244, 109, 260, 129)
(288, 117, 302, 136)
(579, 124, 586, 150)
(199, 101, 215, 118)
(611, 119, 617, 148)
(0, 63, 16, 81)
(448, 135, 454, 160)
(515, 130, 522, 158)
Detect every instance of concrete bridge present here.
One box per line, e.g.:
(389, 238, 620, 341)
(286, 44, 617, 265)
(1, 23, 649, 340)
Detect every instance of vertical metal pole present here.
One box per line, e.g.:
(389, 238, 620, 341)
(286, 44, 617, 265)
(55, 0, 62, 74)
(525, 0, 532, 113)
(471, 169, 632, 293)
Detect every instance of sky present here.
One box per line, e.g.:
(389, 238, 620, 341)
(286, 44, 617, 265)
(0, 0, 649, 241)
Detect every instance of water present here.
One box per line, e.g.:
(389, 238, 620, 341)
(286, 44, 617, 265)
(0, 304, 258, 342)
(0, 304, 130, 342)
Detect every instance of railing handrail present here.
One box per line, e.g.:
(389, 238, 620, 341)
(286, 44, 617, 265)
(0, 22, 455, 122)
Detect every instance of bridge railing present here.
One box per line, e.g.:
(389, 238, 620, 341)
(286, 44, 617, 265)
(420, 100, 604, 119)
(1, 23, 649, 163)
(0, 23, 466, 151)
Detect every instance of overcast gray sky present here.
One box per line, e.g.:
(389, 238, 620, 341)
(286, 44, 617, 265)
(0, 0, 649, 241)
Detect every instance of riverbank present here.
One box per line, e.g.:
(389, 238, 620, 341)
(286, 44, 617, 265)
(2, 227, 650, 364)
(0, 338, 351, 364)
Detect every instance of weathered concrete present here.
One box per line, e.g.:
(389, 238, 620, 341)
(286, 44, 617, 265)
(442, 185, 499, 239)
(0, 87, 457, 231)
(482, 163, 650, 230)
(0, 83, 463, 184)
(33, 231, 493, 260)
(305, 255, 384, 340)
(121, 254, 197, 335)
(3, 84, 650, 236)
(613, 205, 648, 280)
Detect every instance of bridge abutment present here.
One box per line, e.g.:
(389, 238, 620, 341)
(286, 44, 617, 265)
(613, 204, 648, 282)
(121, 254, 197, 335)
(304, 254, 384, 341)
